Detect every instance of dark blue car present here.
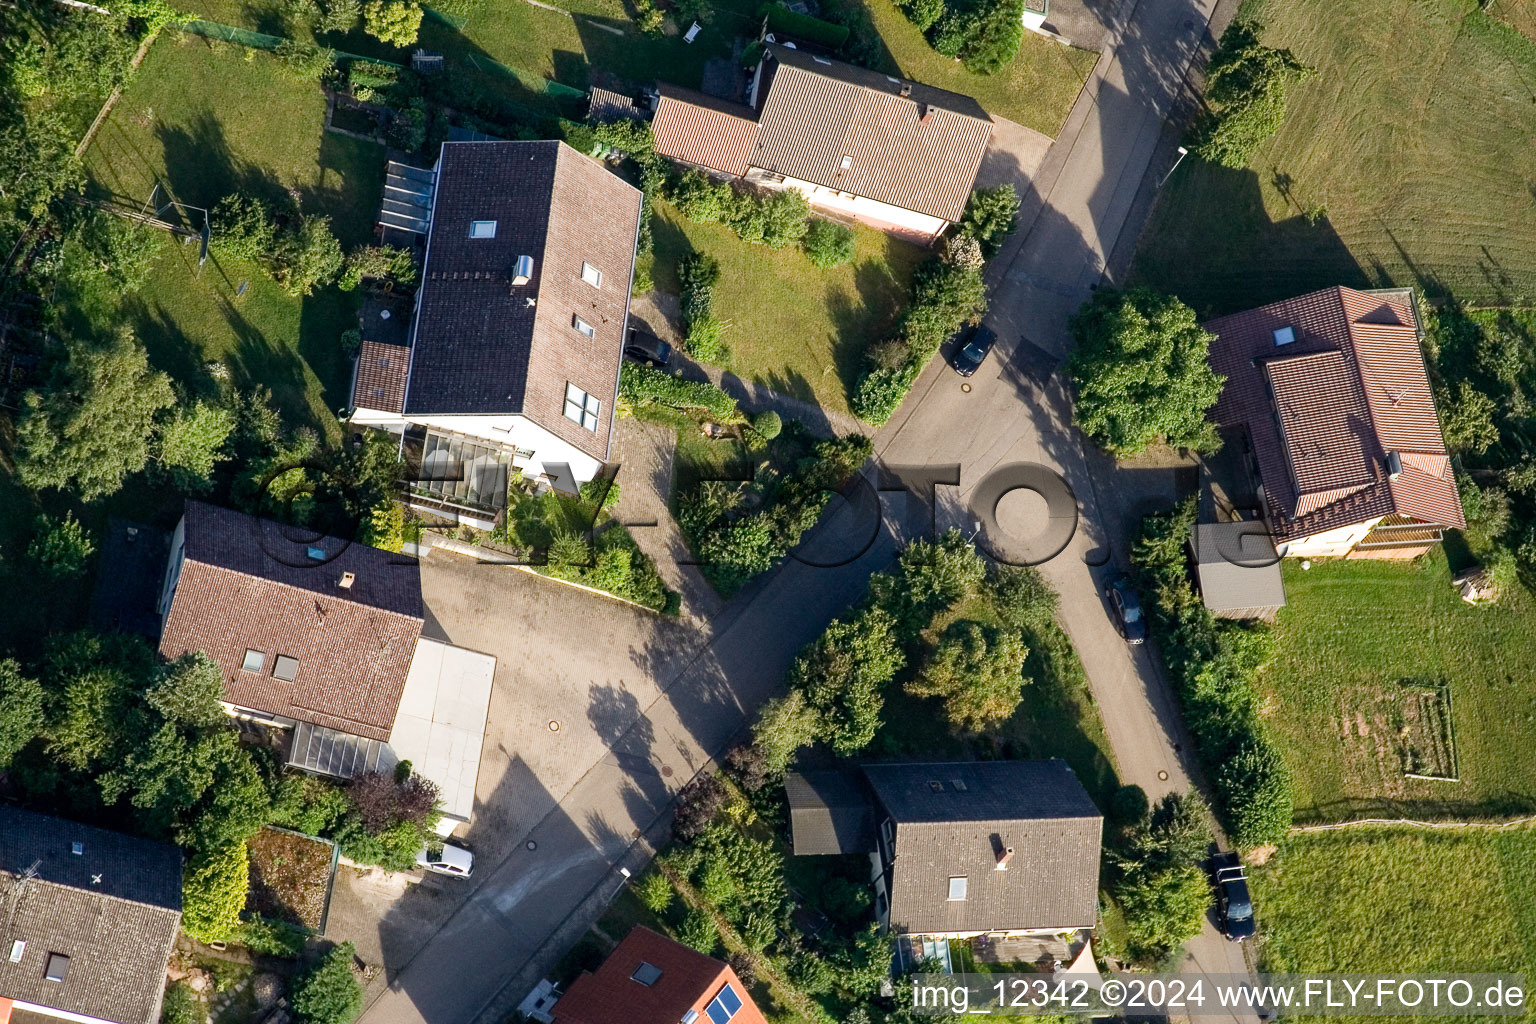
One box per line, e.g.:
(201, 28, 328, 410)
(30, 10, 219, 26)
(948, 324, 997, 377)
(1104, 573, 1147, 644)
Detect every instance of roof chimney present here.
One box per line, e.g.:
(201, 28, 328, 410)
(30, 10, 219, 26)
(511, 254, 535, 287)
(339, 571, 356, 589)
(899, 81, 912, 98)
(1386, 450, 1403, 479)
(995, 846, 1014, 871)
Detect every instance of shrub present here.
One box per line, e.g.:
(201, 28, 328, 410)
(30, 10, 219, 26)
(0, 661, 45, 770)
(724, 743, 771, 791)
(291, 942, 363, 1024)
(803, 218, 856, 268)
(161, 982, 207, 1024)
(726, 952, 759, 988)
(906, 618, 1028, 732)
(182, 841, 250, 944)
(275, 39, 335, 81)
(1217, 739, 1293, 848)
(387, 102, 427, 151)
(619, 363, 739, 420)
(753, 188, 810, 248)
(759, 2, 851, 48)
(958, 185, 1021, 258)
(234, 915, 311, 957)
(211, 194, 275, 263)
(578, 476, 621, 511)
(362, 0, 422, 46)
(751, 409, 782, 442)
(637, 870, 674, 912)
(1116, 863, 1209, 962)
(673, 773, 728, 840)
(358, 500, 406, 552)
(318, 0, 360, 32)
(673, 170, 733, 224)
(340, 245, 417, 292)
(678, 909, 718, 955)
(273, 215, 345, 296)
(686, 316, 727, 363)
(1111, 784, 1150, 825)
(591, 118, 653, 155)
(349, 769, 440, 831)
(931, 0, 1024, 74)
(897, 0, 945, 30)
(27, 512, 95, 579)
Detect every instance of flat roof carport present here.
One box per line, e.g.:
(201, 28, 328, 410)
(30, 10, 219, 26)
(388, 638, 496, 828)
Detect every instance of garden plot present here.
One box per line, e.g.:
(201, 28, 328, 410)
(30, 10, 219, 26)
(1336, 683, 1458, 794)
(246, 826, 338, 931)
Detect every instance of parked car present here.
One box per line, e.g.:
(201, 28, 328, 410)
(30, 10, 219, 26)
(1209, 851, 1256, 940)
(624, 326, 672, 367)
(948, 324, 998, 377)
(1103, 573, 1147, 644)
(417, 842, 474, 878)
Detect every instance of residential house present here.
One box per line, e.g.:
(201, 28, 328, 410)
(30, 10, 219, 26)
(786, 761, 1103, 940)
(1205, 286, 1465, 558)
(156, 500, 494, 833)
(550, 926, 766, 1024)
(353, 140, 645, 498)
(652, 45, 993, 243)
(0, 807, 182, 1024)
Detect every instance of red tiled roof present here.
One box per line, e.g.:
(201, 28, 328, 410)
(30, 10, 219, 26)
(354, 339, 410, 414)
(553, 927, 767, 1024)
(1205, 286, 1464, 541)
(653, 85, 761, 178)
(158, 501, 424, 741)
(750, 46, 992, 223)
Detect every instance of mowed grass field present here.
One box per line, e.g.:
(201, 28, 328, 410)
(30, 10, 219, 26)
(1252, 826, 1536, 1014)
(84, 32, 381, 434)
(1258, 553, 1536, 823)
(649, 200, 923, 420)
(1133, 0, 1536, 314)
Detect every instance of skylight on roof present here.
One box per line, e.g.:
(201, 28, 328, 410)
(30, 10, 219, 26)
(469, 220, 497, 239)
(44, 952, 69, 983)
(839, 155, 852, 169)
(631, 961, 663, 986)
(273, 655, 299, 682)
(947, 876, 968, 901)
(242, 649, 265, 673)
(1273, 326, 1296, 346)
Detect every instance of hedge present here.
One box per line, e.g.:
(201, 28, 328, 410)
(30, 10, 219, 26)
(619, 362, 741, 421)
(759, 2, 851, 49)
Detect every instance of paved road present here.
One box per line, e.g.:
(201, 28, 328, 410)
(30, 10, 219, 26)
(354, 0, 1254, 1017)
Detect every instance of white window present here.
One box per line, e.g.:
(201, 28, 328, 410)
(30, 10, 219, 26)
(581, 262, 602, 288)
(469, 220, 497, 238)
(564, 383, 600, 431)
(947, 876, 968, 901)
(241, 649, 265, 673)
(573, 315, 595, 339)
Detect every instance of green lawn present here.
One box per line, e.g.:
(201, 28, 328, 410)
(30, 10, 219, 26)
(820, 0, 1098, 133)
(82, 32, 383, 435)
(1258, 552, 1536, 823)
(650, 200, 922, 420)
(1132, 0, 1536, 315)
(1253, 827, 1536, 1016)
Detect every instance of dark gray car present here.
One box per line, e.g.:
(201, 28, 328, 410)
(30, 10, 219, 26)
(948, 324, 997, 377)
(1105, 572, 1147, 644)
(624, 327, 672, 367)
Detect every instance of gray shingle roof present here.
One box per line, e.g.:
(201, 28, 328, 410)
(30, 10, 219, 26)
(0, 807, 182, 1024)
(402, 141, 643, 463)
(863, 761, 1102, 934)
(1191, 522, 1286, 615)
(784, 770, 875, 855)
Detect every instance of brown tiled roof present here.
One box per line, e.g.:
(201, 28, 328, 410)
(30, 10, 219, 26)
(1205, 286, 1464, 541)
(652, 84, 761, 177)
(354, 339, 410, 414)
(749, 45, 992, 223)
(0, 807, 182, 1024)
(159, 501, 424, 741)
(403, 141, 643, 463)
(554, 927, 767, 1024)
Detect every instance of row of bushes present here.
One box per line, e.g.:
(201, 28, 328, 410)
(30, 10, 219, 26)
(618, 362, 742, 422)
(1131, 500, 1292, 848)
(666, 165, 812, 249)
(850, 186, 1019, 423)
(894, 0, 1024, 74)
(678, 253, 726, 362)
(211, 194, 416, 296)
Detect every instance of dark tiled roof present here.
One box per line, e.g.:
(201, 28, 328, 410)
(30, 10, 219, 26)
(1191, 522, 1286, 614)
(653, 84, 762, 177)
(553, 927, 767, 1024)
(402, 141, 643, 463)
(750, 46, 992, 223)
(1205, 287, 1464, 541)
(587, 86, 640, 122)
(784, 770, 875, 855)
(158, 501, 424, 741)
(353, 339, 411, 414)
(863, 761, 1103, 934)
(0, 807, 182, 1024)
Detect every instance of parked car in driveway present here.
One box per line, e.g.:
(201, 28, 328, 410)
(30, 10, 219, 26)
(948, 324, 998, 377)
(1209, 851, 1256, 940)
(418, 842, 474, 878)
(624, 326, 671, 367)
(1104, 573, 1147, 644)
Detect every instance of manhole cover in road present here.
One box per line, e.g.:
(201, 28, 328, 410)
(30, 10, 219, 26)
(526, 840, 538, 851)
(547, 720, 560, 732)
(961, 382, 972, 393)
(661, 765, 673, 777)
(1158, 770, 1169, 781)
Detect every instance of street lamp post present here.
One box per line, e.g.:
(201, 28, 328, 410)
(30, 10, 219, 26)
(1157, 146, 1189, 189)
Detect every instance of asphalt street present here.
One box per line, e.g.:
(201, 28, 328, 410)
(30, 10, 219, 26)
(354, 0, 1256, 1017)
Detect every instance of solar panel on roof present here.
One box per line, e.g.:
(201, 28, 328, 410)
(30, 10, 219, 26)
(706, 984, 743, 1024)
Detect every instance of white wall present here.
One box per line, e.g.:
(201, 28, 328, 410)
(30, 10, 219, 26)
(744, 169, 948, 242)
(350, 408, 603, 492)
(156, 516, 186, 632)
(1277, 515, 1383, 558)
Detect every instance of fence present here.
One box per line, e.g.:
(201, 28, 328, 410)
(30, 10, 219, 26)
(1290, 815, 1536, 834)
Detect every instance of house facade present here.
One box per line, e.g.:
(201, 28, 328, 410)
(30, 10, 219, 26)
(156, 500, 494, 832)
(651, 46, 993, 243)
(0, 807, 182, 1024)
(786, 761, 1103, 940)
(1204, 286, 1465, 559)
(551, 927, 767, 1024)
(350, 140, 645, 495)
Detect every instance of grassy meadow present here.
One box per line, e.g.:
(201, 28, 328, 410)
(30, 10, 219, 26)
(1133, 0, 1536, 314)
